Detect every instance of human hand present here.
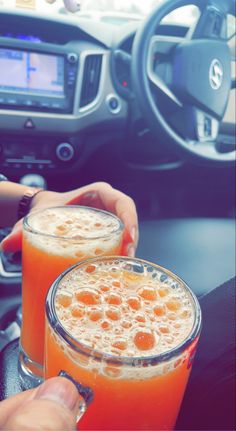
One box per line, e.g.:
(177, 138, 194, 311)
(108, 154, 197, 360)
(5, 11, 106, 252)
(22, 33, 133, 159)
(1, 182, 138, 256)
(0, 377, 83, 431)
(45, 0, 80, 13)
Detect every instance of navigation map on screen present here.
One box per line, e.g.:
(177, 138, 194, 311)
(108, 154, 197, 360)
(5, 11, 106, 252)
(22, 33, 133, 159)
(0, 48, 64, 96)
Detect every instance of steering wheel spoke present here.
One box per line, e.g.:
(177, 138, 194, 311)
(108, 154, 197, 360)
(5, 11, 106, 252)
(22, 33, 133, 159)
(169, 105, 235, 159)
(147, 36, 183, 107)
(191, 3, 228, 40)
(169, 105, 220, 142)
(193, 109, 220, 142)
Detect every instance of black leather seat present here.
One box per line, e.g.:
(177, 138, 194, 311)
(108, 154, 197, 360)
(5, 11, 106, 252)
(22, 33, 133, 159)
(137, 218, 235, 297)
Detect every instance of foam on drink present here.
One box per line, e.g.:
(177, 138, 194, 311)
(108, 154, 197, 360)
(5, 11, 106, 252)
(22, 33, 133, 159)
(54, 259, 195, 364)
(24, 206, 123, 258)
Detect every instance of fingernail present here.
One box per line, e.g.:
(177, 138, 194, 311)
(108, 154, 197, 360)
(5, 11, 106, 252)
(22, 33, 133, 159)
(0, 238, 7, 251)
(2, 224, 21, 242)
(35, 378, 79, 411)
(0, 235, 11, 250)
(130, 227, 136, 243)
(127, 245, 135, 258)
(59, 370, 93, 405)
(82, 191, 98, 200)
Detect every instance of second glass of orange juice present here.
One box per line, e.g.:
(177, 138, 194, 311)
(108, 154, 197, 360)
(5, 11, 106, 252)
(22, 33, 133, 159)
(45, 256, 201, 430)
(19, 206, 124, 385)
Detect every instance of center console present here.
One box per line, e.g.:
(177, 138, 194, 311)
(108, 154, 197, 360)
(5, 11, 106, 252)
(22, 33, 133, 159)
(0, 37, 100, 176)
(0, 19, 126, 180)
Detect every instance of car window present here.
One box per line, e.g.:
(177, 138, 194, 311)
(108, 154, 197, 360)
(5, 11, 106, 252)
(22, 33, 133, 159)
(0, 0, 199, 27)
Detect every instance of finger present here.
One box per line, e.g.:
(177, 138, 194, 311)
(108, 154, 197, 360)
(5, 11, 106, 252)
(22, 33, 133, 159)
(63, 0, 80, 12)
(66, 183, 139, 250)
(95, 187, 139, 249)
(0, 389, 35, 428)
(3, 377, 82, 431)
(0, 220, 23, 253)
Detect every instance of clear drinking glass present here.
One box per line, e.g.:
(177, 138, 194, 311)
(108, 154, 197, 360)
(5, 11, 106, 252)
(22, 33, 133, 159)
(19, 206, 124, 388)
(45, 256, 201, 431)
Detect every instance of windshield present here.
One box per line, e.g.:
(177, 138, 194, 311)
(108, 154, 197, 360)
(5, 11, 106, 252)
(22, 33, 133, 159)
(0, 0, 200, 26)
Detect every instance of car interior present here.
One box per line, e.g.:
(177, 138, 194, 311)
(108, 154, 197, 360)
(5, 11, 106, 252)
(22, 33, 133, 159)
(0, 0, 235, 429)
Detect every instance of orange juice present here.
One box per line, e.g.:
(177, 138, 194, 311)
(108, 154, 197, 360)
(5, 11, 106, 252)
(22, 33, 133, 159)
(45, 257, 201, 430)
(20, 206, 124, 379)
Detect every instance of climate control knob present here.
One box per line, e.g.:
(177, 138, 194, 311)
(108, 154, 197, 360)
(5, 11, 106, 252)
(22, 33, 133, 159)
(56, 143, 75, 162)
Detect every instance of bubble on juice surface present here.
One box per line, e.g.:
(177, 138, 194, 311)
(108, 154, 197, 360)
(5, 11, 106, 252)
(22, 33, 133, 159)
(56, 290, 73, 308)
(88, 308, 103, 322)
(76, 288, 101, 305)
(133, 329, 157, 351)
(105, 293, 122, 305)
(24, 206, 123, 258)
(54, 260, 195, 366)
(70, 304, 85, 318)
(137, 286, 157, 301)
(127, 296, 141, 310)
(154, 304, 166, 316)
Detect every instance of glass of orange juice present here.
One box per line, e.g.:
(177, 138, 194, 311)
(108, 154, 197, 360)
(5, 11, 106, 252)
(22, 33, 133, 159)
(45, 256, 201, 431)
(19, 206, 124, 387)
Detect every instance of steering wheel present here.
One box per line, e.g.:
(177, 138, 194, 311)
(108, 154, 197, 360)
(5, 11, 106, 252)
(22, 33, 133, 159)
(131, 0, 235, 164)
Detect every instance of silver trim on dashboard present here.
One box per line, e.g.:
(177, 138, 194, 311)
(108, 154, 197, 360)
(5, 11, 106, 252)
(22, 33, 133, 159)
(0, 256, 22, 279)
(77, 49, 107, 114)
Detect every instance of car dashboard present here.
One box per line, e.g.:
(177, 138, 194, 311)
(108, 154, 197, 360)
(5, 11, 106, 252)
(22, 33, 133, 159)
(0, 8, 235, 185)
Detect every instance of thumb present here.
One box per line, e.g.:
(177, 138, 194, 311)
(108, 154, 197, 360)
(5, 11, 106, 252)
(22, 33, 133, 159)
(4, 377, 82, 431)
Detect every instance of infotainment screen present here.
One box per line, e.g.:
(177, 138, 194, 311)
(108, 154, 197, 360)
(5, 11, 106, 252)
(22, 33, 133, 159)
(0, 48, 65, 97)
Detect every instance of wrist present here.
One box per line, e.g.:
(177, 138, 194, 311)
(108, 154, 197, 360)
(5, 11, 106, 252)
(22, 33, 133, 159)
(18, 188, 44, 220)
(0, 181, 43, 227)
(29, 189, 61, 213)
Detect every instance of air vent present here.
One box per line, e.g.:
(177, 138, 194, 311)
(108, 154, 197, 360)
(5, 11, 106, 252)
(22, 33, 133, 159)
(80, 55, 102, 108)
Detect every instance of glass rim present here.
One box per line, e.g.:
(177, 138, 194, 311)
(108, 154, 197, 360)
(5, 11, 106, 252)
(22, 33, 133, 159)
(46, 256, 202, 367)
(23, 205, 124, 241)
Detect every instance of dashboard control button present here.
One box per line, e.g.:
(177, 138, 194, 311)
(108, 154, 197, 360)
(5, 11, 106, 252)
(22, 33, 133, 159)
(7, 98, 17, 105)
(24, 118, 35, 129)
(106, 95, 121, 114)
(24, 100, 33, 106)
(56, 143, 75, 162)
(52, 102, 62, 109)
(40, 101, 50, 108)
(67, 53, 78, 64)
(68, 70, 76, 77)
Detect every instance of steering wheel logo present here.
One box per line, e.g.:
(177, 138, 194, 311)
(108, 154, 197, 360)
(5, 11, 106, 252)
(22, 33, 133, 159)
(209, 59, 223, 90)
